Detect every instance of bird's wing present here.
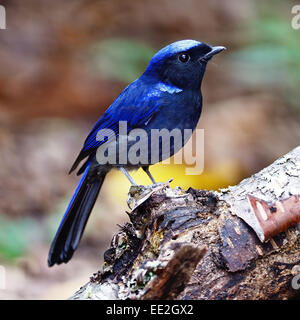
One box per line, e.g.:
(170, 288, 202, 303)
(69, 80, 164, 174)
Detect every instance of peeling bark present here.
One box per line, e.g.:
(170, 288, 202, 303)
(70, 146, 300, 300)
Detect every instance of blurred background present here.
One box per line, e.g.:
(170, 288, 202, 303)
(0, 0, 299, 299)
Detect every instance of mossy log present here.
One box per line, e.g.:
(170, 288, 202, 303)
(71, 146, 300, 300)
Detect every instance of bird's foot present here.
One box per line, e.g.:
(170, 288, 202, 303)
(127, 179, 173, 210)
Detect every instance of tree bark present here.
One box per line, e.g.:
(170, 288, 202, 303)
(70, 146, 300, 300)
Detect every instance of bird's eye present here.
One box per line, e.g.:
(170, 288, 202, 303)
(178, 53, 190, 63)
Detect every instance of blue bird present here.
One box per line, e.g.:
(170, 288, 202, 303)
(48, 39, 225, 266)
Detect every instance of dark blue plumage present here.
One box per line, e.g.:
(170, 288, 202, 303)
(48, 40, 225, 266)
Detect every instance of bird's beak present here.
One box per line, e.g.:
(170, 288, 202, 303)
(201, 46, 226, 62)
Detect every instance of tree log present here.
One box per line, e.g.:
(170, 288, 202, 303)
(70, 146, 300, 300)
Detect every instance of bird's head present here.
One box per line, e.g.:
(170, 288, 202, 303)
(144, 40, 226, 90)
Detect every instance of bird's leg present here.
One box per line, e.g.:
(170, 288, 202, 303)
(120, 167, 137, 185)
(143, 166, 157, 184)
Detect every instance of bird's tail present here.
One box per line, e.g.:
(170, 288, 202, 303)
(48, 162, 106, 266)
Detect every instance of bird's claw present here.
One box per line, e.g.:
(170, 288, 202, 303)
(127, 179, 173, 210)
